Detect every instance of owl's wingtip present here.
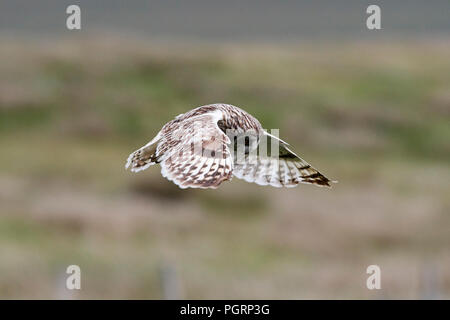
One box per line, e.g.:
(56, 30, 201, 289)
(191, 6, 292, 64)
(325, 179, 338, 188)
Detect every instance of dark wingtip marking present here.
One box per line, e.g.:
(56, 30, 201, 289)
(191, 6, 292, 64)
(280, 153, 298, 159)
(302, 172, 337, 188)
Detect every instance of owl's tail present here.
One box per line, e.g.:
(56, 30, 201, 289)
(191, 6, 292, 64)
(125, 134, 161, 172)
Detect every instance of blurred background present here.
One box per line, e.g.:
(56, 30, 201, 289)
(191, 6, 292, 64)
(0, 0, 449, 299)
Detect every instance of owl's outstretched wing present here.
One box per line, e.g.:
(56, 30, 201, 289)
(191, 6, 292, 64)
(159, 112, 234, 189)
(232, 132, 333, 188)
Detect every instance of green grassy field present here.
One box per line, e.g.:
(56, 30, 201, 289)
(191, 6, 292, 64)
(0, 39, 449, 298)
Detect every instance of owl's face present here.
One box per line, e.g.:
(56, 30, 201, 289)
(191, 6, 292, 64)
(227, 129, 260, 165)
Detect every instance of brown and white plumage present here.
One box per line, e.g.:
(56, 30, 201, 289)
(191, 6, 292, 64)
(125, 103, 334, 189)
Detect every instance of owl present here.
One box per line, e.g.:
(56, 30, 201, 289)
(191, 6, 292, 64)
(125, 104, 334, 189)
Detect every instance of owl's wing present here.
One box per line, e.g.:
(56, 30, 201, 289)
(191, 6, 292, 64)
(232, 132, 333, 188)
(159, 112, 234, 189)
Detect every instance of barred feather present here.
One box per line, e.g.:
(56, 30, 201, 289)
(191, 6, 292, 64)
(232, 132, 332, 187)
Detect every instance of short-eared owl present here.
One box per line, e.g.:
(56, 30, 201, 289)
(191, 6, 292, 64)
(125, 104, 334, 189)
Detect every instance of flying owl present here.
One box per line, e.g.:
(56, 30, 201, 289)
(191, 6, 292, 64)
(125, 104, 334, 189)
